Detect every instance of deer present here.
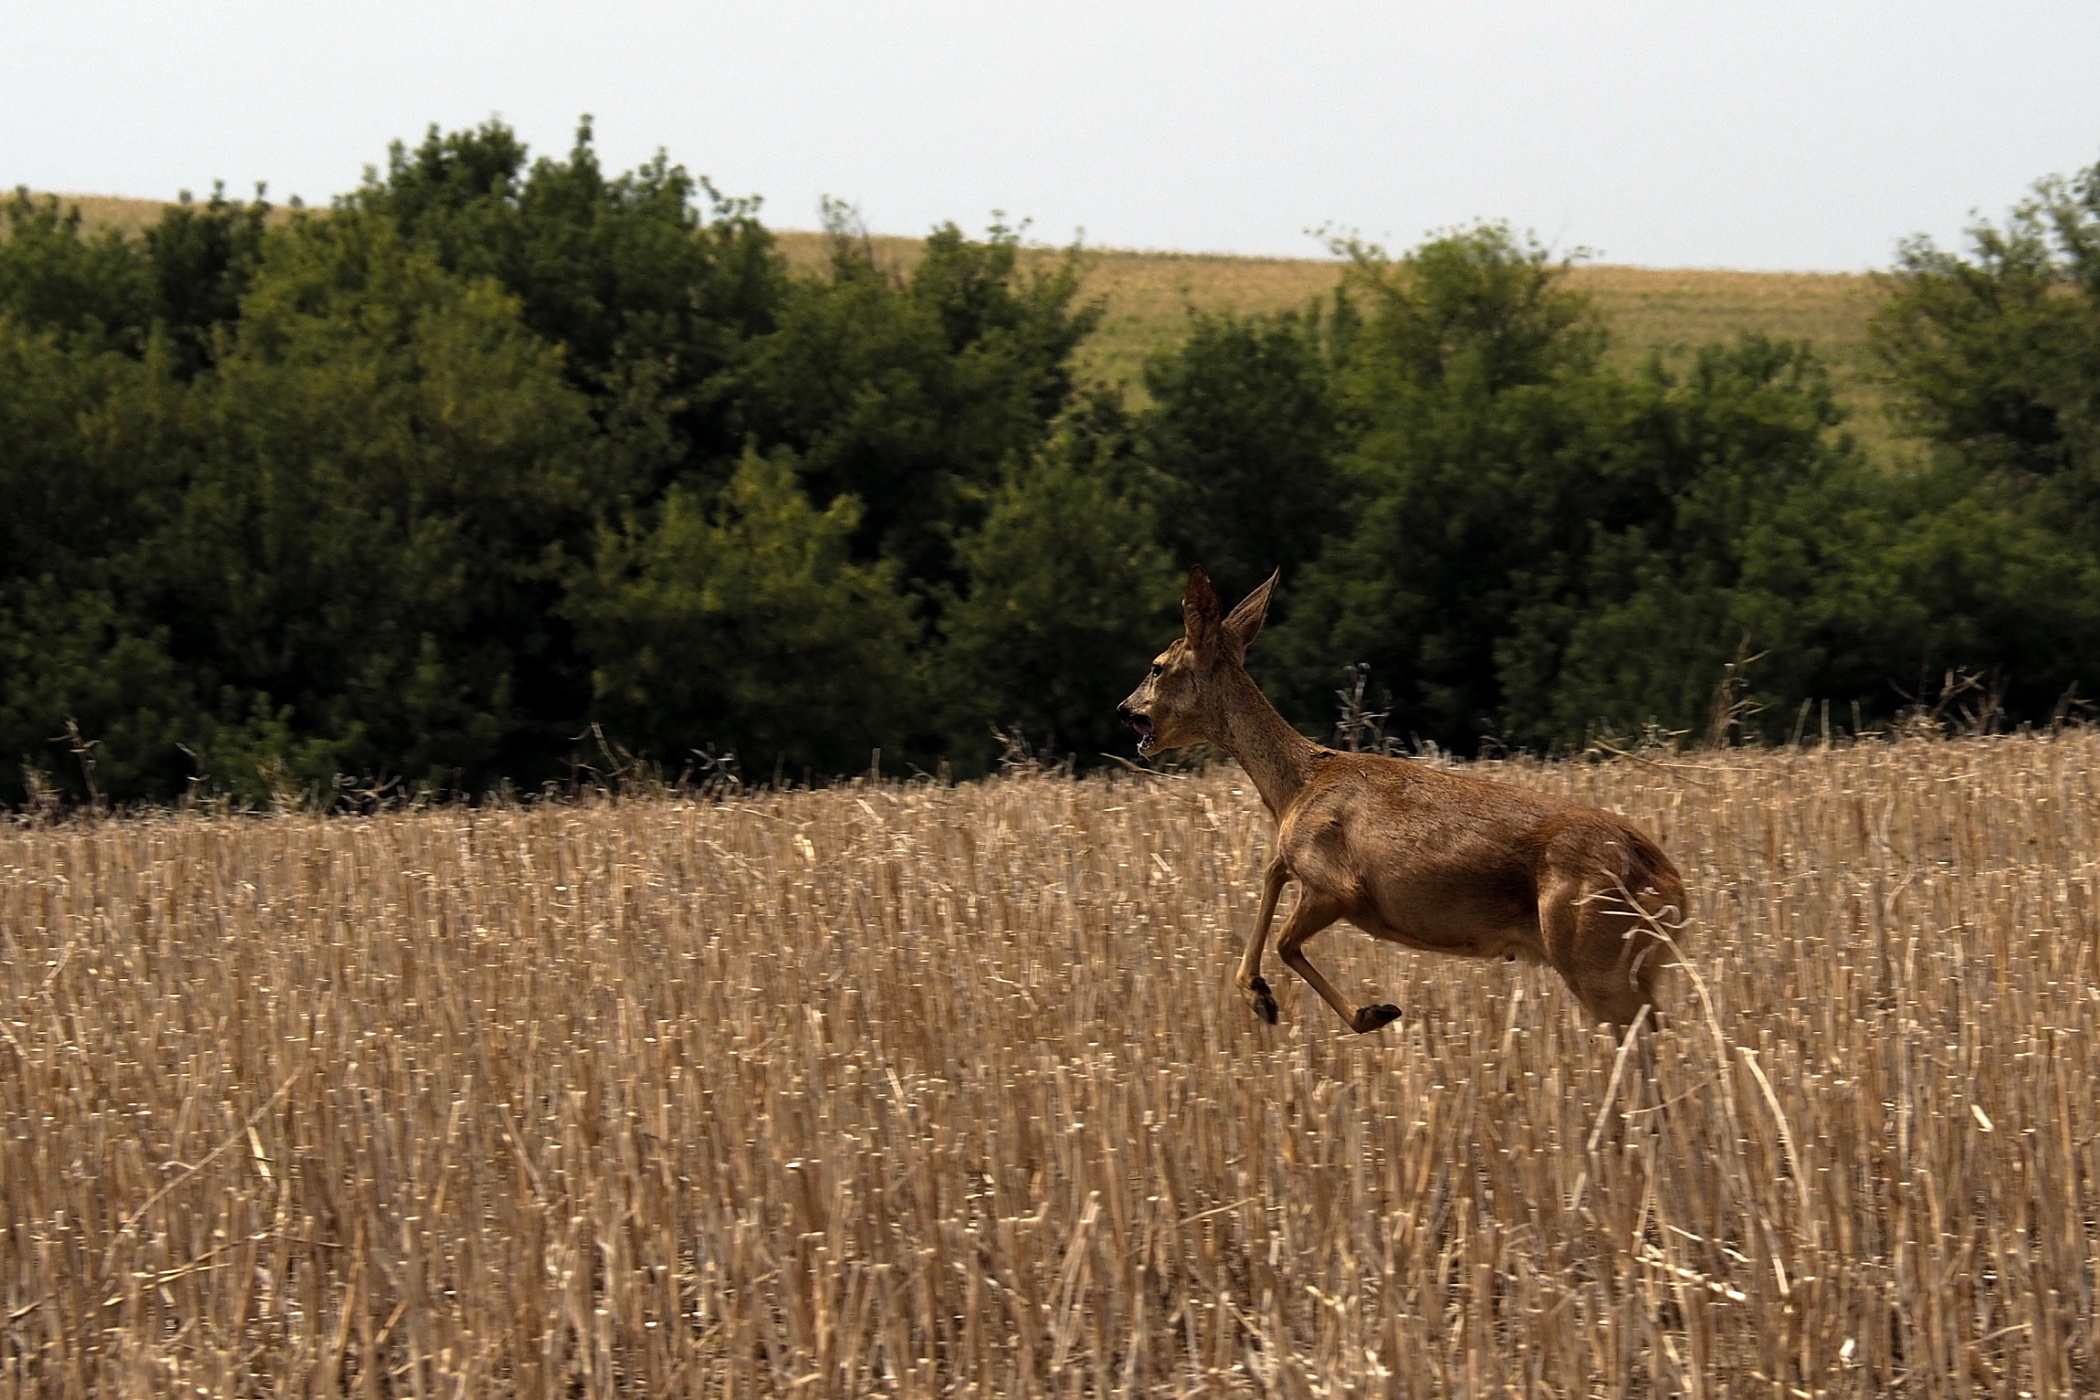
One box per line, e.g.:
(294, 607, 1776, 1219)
(1117, 567, 1687, 1036)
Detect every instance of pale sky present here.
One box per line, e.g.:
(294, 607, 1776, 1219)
(5, 2, 2098, 270)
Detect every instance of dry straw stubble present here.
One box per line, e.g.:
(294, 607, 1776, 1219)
(5, 734, 2100, 1395)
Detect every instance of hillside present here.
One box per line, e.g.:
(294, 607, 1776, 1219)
(773, 230, 1882, 402)
(44, 193, 1883, 417)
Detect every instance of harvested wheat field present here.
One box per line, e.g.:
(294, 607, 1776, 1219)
(772, 230, 1882, 402)
(6, 735, 2100, 1396)
(38, 200, 1882, 417)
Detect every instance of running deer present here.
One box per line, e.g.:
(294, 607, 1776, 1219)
(1118, 568, 1686, 1035)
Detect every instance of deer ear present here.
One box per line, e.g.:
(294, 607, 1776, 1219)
(1224, 569, 1280, 651)
(1182, 567, 1224, 653)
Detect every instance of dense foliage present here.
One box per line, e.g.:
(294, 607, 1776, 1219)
(5, 125, 2099, 802)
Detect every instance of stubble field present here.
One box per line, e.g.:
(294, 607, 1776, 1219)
(5, 734, 2099, 1396)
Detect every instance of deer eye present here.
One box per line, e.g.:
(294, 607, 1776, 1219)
(1149, 663, 1163, 678)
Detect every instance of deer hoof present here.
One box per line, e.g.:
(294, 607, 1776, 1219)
(1245, 977, 1278, 1025)
(1353, 1004, 1402, 1034)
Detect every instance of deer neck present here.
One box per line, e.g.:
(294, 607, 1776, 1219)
(1207, 667, 1324, 819)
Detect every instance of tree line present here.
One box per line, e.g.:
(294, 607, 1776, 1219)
(4, 120, 2099, 803)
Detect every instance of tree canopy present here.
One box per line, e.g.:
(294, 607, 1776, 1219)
(6, 128, 2100, 803)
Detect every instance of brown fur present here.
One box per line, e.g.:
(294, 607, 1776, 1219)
(1118, 568, 1688, 1035)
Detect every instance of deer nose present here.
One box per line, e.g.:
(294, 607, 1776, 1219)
(1115, 702, 1133, 721)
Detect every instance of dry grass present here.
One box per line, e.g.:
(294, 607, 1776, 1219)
(6, 734, 2100, 1395)
(778, 232, 1357, 392)
(12, 192, 298, 239)
(773, 231, 1884, 418)
(12, 193, 171, 239)
(36, 196, 1885, 422)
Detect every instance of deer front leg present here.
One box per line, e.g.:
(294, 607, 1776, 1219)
(1277, 894, 1402, 1034)
(1234, 861, 1289, 1023)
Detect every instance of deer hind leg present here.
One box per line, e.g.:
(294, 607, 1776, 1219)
(1538, 871, 1655, 1036)
(1234, 861, 1289, 1024)
(1275, 891, 1402, 1035)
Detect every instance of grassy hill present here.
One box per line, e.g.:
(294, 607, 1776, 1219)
(774, 230, 1881, 397)
(42, 193, 1888, 424)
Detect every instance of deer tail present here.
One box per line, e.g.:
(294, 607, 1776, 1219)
(1618, 825, 1686, 934)
(1599, 825, 1686, 1031)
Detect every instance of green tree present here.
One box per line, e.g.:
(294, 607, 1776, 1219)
(942, 410, 1178, 770)
(139, 216, 606, 793)
(1269, 225, 1611, 746)
(1513, 335, 1865, 743)
(0, 191, 153, 349)
(0, 185, 270, 373)
(1273, 227, 1874, 751)
(0, 318, 198, 801)
(1873, 159, 2100, 486)
(1861, 154, 2100, 718)
(353, 118, 787, 493)
(565, 451, 920, 776)
(141, 185, 272, 376)
(738, 210, 1101, 589)
(1731, 459, 2100, 729)
(1137, 306, 1345, 604)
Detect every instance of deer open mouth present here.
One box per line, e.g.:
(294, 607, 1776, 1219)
(1128, 713, 1155, 754)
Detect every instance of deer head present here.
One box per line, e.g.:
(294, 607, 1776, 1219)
(1118, 567, 1278, 756)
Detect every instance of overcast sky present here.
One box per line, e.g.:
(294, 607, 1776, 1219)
(5, 2, 2098, 270)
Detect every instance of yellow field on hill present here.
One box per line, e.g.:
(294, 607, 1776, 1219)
(6, 734, 2098, 1394)
(772, 230, 1884, 410)
(12, 192, 176, 237)
(42, 194, 1886, 423)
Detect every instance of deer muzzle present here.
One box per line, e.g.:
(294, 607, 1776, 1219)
(1117, 704, 1156, 754)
